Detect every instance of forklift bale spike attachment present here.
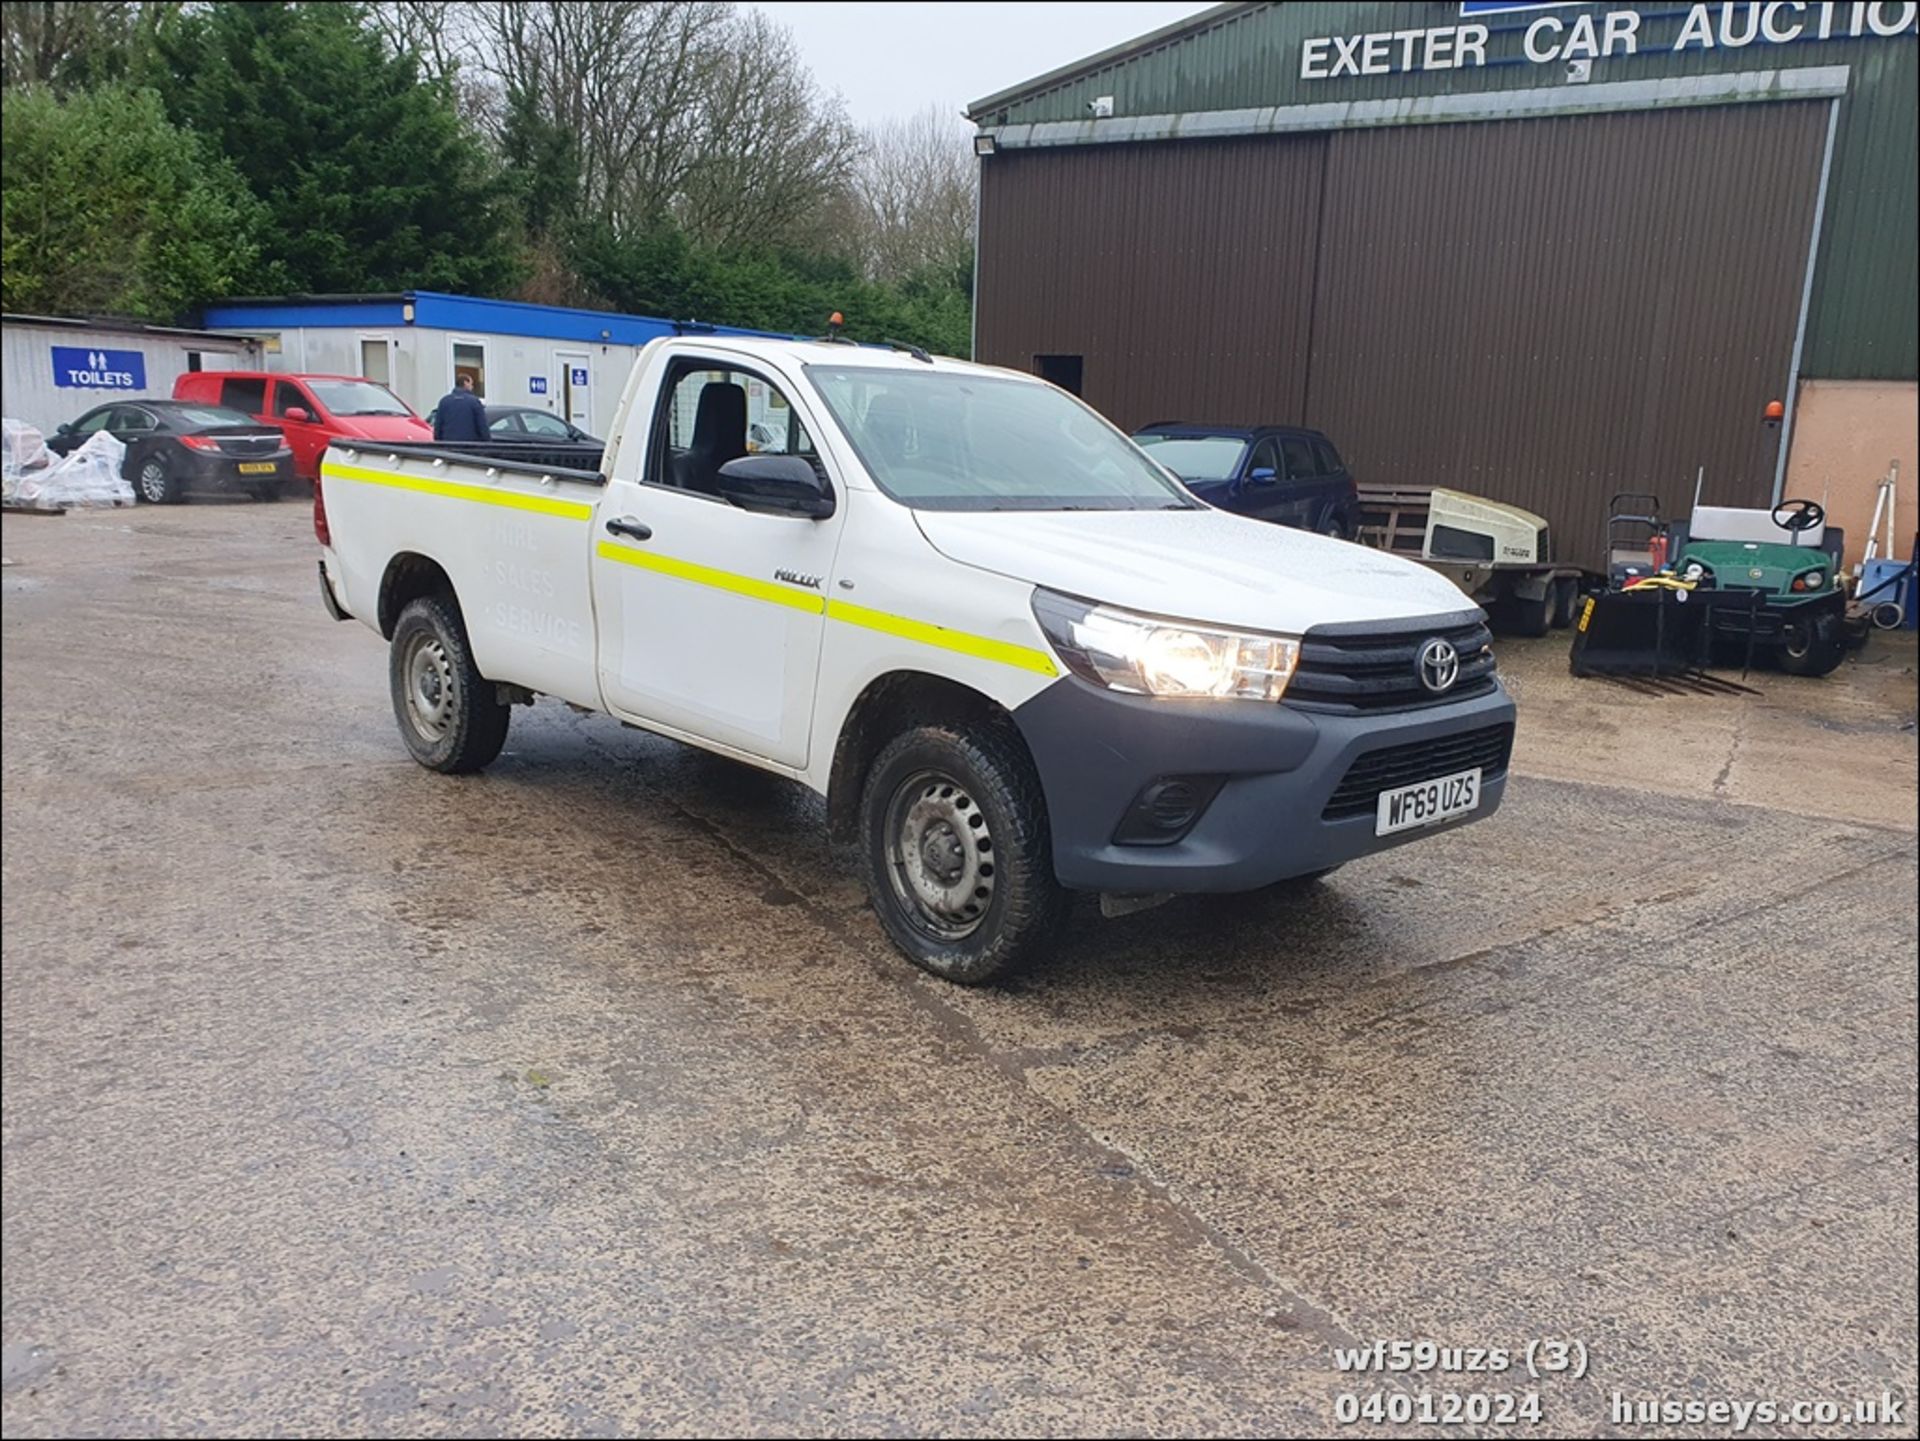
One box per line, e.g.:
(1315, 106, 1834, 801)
(1569, 586, 1712, 678)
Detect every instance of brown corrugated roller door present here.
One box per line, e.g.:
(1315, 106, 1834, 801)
(976, 134, 1327, 428)
(1305, 101, 1831, 573)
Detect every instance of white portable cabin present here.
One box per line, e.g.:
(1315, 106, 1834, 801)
(199, 292, 792, 440)
(1, 314, 261, 437)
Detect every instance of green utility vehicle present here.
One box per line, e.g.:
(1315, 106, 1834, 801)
(1588, 493, 1848, 679)
(1667, 497, 1848, 676)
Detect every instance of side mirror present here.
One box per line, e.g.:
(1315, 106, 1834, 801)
(284, 407, 311, 423)
(715, 454, 834, 519)
(1248, 466, 1278, 485)
(56, 422, 72, 435)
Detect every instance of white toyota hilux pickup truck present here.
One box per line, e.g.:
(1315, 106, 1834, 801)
(317, 335, 1515, 983)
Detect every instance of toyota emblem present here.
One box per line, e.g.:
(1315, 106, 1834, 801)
(1417, 638, 1460, 693)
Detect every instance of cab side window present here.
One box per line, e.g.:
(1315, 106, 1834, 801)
(111, 407, 157, 432)
(1313, 439, 1344, 476)
(650, 361, 818, 498)
(1279, 436, 1317, 480)
(71, 408, 115, 435)
(273, 381, 316, 418)
(220, 377, 267, 414)
(1249, 438, 1280, 478)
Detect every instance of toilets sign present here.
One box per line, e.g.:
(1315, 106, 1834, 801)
(51, 346, 147, 391)
(1300, 1, 1917, 79)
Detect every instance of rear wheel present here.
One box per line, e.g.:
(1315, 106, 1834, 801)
(861, 722, 1065, 985)
(1504, 589, 1553, 638)
(135, 455, 179, 505)
(1549, 575, 1582, 629)
(388, 595, 511, 772)
(1777, 608, 1846, 678)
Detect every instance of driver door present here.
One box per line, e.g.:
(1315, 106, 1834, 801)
(589, 357, 847, 768)
(270, 379, 329, 479)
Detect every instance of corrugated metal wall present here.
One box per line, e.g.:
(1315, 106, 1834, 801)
(1306, 100, 1829, 572)
(974, 2, 1918, 382)
(1802, 39, 1918, 377)
(977, 98, 1830, 572)
(976, 134, 1325, 426)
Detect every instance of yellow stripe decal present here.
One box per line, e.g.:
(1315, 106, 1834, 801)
(596, 541, 1057, 675)
(827, 599, 1059, 677)
(595, 540, 826, 613)
(320, 461, 594, 521)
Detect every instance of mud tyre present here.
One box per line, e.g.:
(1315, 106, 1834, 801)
(860, 721, 1066, 985)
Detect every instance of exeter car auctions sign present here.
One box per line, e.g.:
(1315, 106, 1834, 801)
(1300, 1, 1918, 79)
(50, 346, 147, 390)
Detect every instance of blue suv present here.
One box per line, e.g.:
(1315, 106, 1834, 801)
(1132, 422, 1359, 540)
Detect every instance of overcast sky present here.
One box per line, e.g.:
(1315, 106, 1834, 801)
(751, 2, 1212, 127)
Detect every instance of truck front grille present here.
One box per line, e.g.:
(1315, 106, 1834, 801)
(1286, 612, 1497, 714)
(1322, 723, 1515, 821)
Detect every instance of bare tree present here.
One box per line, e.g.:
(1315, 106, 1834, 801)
(475, 1, 729, 234)
(849, 106, 976, 282)
(1, 0, 154, 90)
(366, 0, 472, 82)
(464, 1, 860, 251)
(674, 9, 859, 251)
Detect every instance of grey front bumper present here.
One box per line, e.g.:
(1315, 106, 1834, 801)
(1012, 676, 1517, 893)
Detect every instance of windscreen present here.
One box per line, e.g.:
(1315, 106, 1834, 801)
(1132, 434, 1248, 480)
(308, 380, 413, 417)
(806, 365, 1194, 512)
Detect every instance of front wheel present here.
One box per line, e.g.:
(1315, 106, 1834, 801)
(1777, 608, 1846, 678)
(860, 722, 1066, 985)
(388, 595, 511, 772)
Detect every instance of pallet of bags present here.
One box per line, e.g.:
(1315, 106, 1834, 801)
(2, 419, 134, 510)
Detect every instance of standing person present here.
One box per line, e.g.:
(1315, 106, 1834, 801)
(434, 373, 487, 442)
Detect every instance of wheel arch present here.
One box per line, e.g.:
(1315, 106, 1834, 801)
(825, 670, 1031, 846)
(377, 551, 461, 639)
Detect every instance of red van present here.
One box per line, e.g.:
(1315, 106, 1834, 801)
(173, 372, 430, 482)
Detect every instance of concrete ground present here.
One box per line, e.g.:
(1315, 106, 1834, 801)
(2, 502, 1915, 1439)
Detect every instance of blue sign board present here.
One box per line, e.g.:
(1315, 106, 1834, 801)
(1459, 1, 1576, 11)
(529, 376, 548, 395)
(571, 367, 589, 386)
(52, 346, 147, 391)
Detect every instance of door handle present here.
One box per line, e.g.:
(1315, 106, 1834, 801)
(605, 517, 652, 542)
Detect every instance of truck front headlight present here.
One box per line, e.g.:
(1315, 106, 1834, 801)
(1032, 589, 1299, 701)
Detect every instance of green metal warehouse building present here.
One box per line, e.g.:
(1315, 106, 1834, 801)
(968, 1, 1918, 570)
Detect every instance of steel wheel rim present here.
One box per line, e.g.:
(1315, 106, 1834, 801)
(139, 460, 167, 501)
(1783, 620, 1812, 658)
(884, 769, 995, 940)
(403, 632, 458, 741)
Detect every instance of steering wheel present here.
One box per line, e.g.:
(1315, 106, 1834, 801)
(1771, 497, 1825, 533)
